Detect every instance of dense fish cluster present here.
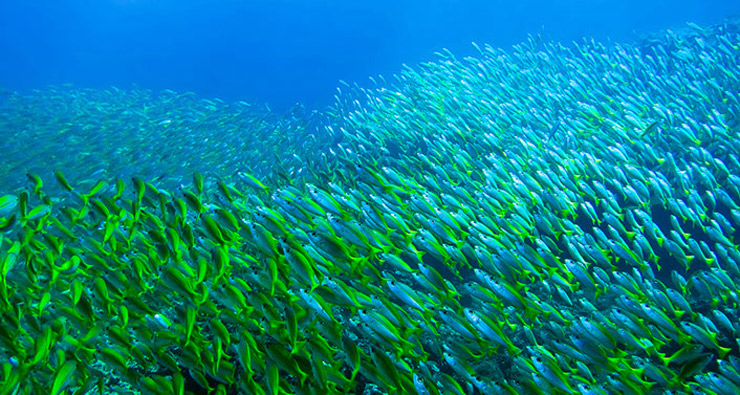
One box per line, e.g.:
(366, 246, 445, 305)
(0, 86, 336, 196)
(1, 18, 740, 394)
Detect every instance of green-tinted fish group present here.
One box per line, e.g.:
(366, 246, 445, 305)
(0, 87, 336, 196)
(1, 16, 740, 395)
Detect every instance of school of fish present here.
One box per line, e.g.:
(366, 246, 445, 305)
(0, 17, 740, 395)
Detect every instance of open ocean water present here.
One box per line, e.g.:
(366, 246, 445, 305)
(2, 1, 740, 394)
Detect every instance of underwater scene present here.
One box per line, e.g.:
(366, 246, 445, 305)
(3, 13, 740, 395)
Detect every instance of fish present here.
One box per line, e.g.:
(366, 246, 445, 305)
(1, 17, 740, 395)
(545, 118, 563, 144)
(640, 120, 661, 138)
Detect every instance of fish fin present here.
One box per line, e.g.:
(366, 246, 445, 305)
(524, 305, 540, 321)
(594, 286, 605, 300)
(677, 332, 692, 345)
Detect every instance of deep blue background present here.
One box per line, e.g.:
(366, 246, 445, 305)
(1, 0, 739, 112)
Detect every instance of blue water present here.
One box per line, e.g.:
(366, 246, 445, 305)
(1, 0, 739, 111)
